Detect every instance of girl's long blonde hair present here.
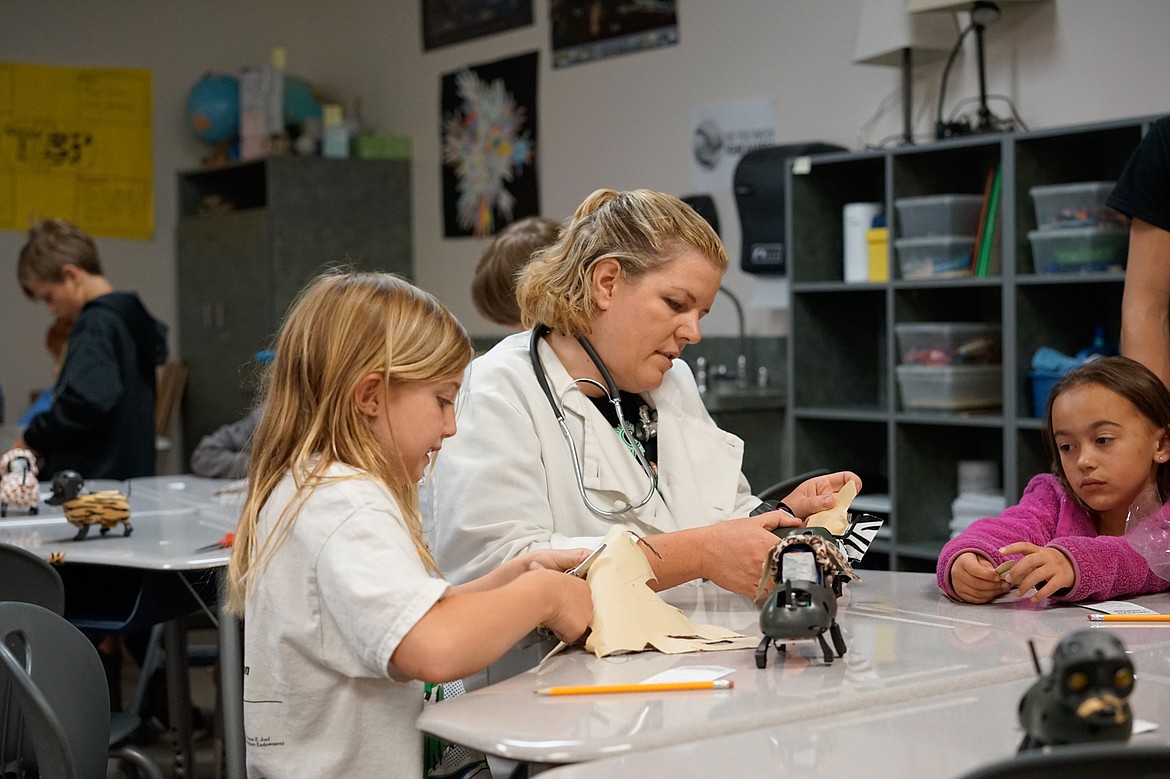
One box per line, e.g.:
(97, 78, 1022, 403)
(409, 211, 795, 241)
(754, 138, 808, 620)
(227, 270, 474, 615)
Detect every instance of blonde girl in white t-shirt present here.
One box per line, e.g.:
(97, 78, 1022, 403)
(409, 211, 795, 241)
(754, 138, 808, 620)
(227, 270, 592, 778)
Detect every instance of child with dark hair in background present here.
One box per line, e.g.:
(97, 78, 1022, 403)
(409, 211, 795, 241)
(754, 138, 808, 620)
(938, 356, 1170, 604)
(471, 216, 561, 329)
(14, 218, 168, 480)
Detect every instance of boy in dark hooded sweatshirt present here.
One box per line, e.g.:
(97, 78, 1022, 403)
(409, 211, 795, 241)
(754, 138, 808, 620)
(15, 218, 168, 480)
(13, 217, 170, 712)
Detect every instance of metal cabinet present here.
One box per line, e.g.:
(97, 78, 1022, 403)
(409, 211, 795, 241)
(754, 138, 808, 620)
(175, 156, 411, 467)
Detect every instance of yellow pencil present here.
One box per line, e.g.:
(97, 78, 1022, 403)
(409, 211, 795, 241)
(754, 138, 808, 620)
(536, 680, 734, 696)
(1087, 613, 1170, 623)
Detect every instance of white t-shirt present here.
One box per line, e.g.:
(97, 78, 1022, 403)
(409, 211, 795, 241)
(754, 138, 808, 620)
(243, 464, 450, 778)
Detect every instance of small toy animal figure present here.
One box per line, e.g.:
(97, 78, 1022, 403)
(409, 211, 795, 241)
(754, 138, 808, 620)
(1018, 630, 1134, 751)
(46, 470, 133, 541)
(754, 526, 857, 668)
(0, 447, 40, 517)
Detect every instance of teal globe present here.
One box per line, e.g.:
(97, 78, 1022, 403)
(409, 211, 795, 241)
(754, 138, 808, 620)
(283, 76, 322, 126)
(188, 74, 240, 145)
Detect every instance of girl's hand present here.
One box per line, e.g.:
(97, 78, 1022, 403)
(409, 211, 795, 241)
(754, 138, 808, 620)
(781, 471, 863, 518)
(517, 548, 591, 574)
(531, 568, 593, 643)
(1000, 542, 1075, 602)
(949, 552, 1010, 603)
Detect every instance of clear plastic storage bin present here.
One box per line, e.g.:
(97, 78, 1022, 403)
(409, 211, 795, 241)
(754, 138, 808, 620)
(895, 235, 975, 279)
(895, 194, 984, 238)
(895, 323, 1002, 365)
(1027, 225, 1129, 273)
(896, 365, 1003, 411)
(1029, 181, 1126, 230)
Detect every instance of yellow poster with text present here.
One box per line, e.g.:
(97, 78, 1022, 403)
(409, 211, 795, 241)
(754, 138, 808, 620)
(0, 62, 153, 240)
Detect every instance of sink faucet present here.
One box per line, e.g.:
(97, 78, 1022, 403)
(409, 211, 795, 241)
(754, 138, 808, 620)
(718, 285, 748, 389)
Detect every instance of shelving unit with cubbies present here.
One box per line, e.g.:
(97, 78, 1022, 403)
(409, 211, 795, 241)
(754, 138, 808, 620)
(785, 115, 1163, 571)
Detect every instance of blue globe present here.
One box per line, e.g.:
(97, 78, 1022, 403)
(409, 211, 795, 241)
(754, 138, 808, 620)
(188, 74, 240, 145)
(283, 76, 322, 126)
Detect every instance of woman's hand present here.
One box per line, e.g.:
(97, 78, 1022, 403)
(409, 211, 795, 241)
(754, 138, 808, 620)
(1000, 542, 1075, 602)
(949, 552, 1010, 603)
(695, 511, 801, 598)
(781, 471, 863, 518)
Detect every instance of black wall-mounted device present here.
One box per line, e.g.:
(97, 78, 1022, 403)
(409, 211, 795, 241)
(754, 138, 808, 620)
(733, 142, 846, 275)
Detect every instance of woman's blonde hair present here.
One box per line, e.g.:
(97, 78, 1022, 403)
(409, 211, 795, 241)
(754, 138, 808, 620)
(227, 270, 474, 615)
(515, 189, 728, 335)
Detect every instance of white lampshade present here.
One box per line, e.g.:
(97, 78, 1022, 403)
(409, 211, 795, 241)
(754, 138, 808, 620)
(905, 0, 1010, 11)
(853, 0, 957, 66)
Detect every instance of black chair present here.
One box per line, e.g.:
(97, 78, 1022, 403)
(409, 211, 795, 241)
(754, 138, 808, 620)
(0, 601, 112, 779)
(0, 541, 65, 615)
(0, 546, 164, 779)
(956, 742, 1170, 779)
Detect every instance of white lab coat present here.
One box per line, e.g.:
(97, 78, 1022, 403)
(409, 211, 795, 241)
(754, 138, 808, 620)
(429, 330, 761, 584)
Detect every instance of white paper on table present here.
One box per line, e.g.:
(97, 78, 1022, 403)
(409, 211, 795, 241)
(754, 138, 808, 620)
(1080, 601, 1160, 616)
(641, 666, 734, 684)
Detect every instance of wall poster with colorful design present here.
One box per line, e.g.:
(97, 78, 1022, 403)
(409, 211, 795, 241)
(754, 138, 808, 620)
(0, 62, 153, 240)
(440, 51, 539, 238)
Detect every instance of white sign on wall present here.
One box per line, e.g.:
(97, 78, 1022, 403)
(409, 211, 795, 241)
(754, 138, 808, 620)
(690, 98, 776, 193)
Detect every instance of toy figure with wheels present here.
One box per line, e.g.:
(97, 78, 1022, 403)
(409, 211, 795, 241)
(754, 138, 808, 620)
(754, 526, 855, 668)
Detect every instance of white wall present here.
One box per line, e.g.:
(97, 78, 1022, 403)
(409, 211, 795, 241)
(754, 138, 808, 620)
(1, 0, 1168, 428)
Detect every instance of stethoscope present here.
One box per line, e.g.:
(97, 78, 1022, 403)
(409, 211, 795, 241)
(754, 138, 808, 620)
(529, 324, 659, 518)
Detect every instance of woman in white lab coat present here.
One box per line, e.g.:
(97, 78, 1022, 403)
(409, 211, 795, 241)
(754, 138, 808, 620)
(431, 189, 859, 599)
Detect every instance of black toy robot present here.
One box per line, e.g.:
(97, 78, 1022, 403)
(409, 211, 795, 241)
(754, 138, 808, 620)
(754, 526, 855, 668)
(1017, 629, 1135, 751)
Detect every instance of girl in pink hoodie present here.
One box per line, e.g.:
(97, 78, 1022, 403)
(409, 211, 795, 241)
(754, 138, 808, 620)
(938, 356, 1170, 604)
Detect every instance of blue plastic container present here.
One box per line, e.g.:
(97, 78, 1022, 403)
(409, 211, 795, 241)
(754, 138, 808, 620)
(1029, 370, 1065, 417)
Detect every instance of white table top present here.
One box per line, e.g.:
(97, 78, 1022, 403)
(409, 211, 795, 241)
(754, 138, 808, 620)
(0, 474, 241, 570)
(417, 571, 1170, 765)
(538, 640, 1170, 779)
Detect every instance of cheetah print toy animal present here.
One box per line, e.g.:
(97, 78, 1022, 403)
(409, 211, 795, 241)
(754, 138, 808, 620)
(0, 448, 40, 517)
(63, 491, 133, 540)
(46, 470, 132, 540)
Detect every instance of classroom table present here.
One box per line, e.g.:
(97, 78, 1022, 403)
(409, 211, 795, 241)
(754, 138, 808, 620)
(537, 639, 1170, 779)
(416, 570, 1170, 771)
(0, 474, 246, 779)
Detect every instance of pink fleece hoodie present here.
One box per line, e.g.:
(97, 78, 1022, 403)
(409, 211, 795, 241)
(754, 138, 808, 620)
(936, 473, 1170, 602)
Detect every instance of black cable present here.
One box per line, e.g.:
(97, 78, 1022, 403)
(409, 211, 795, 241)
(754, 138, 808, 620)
(936, 21, 975, 138)
(948, 95, 1029, 132)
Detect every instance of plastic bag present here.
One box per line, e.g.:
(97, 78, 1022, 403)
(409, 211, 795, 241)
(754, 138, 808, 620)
(1123, 482, 1170, 582)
